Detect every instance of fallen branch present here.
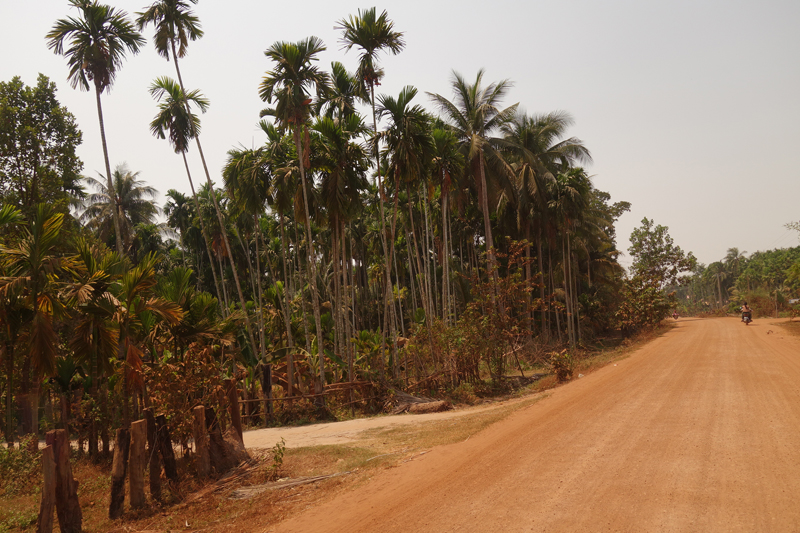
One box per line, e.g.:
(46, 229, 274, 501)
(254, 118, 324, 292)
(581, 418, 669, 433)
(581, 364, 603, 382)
(228, 471, 353, 500)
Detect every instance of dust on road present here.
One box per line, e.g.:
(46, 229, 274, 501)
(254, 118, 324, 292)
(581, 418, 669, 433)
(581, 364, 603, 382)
(270, 318, 800, 532)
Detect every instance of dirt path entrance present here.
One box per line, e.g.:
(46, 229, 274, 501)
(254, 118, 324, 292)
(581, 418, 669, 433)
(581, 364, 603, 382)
(271, 318, 800, 532)
(243, 396, 527, 450)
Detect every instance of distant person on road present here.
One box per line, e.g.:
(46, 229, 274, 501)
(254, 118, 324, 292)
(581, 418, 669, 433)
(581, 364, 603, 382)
(741, 302, 752, 322)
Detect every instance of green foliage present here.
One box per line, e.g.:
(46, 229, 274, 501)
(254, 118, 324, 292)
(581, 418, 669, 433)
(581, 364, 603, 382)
(0, 436, 41, 496)
(549, 350, 574, 382)
(0, 75, 83, 217)
(0, 508, 38, 532)
(264, 437, 286, 482)
(448, 382, 479, 405)
(615, 276, 676, 332)
(629, 218, 696, 288)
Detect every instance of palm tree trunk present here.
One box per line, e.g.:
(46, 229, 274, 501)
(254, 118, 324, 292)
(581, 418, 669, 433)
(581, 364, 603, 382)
(294, 128, 326, 402)
(442, 190, 451, 324)
(278, 215, 295, 405)
(181, 152, 224, 308)
(369, 84, 393, 376)
(5, 341, 14, 448)
(172, 43, 257, 357)
(477, 152, 499, 311)
(93, 83, 124, 256)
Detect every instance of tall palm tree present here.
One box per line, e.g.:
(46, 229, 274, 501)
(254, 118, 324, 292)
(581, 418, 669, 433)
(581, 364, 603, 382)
(430, 127, 465, 323)
(337, 8, 405, 361)
(501, 111, 592, 335)
(47, 0, 144, 255)
(313, 113, 369, 383)
(80, 164, 159, 256)
(136, 0, 202, 87)
(150, 76, 224, 303)
(375, 86, 434, 333)
(428, 70, 518, 307)
(260, 37, 329, 399)
(137, 2, 257, 355)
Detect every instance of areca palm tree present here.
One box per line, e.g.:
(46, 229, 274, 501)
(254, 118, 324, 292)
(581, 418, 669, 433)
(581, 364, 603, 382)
(337, 8, 405, 361)
(150, 76, 223, 303)
(47, 0, 144, 255)
(375, 86, 434, 334)
(80, 164, 159, 255)
(431, 127, 465, 323)
(313, 113, 369, 382)
(138, 1, 256, 355)
(501, 111, 592, 335)
(136, 0, 202, 86)
(428, 70, 518, 306)
(260, 36, 329, 399)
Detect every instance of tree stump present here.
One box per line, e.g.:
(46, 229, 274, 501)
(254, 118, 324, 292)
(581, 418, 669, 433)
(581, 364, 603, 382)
(224, 378, 243, 441)
(45, 429, 81, 532)
(192, 406, 211, 478)
(108, 428, 130, 519)
(129, 420, 147, 509)
(36, 445, 55, 533)
(155, 415, 178, 483)
(143, 409, 161, 501)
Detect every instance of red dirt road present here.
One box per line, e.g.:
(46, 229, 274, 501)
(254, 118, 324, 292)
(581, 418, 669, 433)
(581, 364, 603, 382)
(272, 318, 800, 532)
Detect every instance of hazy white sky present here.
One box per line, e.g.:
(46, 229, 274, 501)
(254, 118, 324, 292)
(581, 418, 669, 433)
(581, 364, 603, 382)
(2, 0, 799, 267)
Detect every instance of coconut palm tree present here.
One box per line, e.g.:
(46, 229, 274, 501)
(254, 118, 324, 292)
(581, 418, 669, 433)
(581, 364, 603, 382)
(80, 164, 159, 256)
(47, 0, 144, 255)
(337, 8, 405, 359)
(150, 76, 224, 302)
(428, 70, 518, 308)
(260, 37, 329, 399)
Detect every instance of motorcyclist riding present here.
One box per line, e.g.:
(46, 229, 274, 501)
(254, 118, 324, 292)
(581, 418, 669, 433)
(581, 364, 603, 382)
(741, 302, 752, 324)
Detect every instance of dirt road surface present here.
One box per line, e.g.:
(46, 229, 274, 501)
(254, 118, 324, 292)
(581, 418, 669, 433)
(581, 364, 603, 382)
(271, 318, 800, 532)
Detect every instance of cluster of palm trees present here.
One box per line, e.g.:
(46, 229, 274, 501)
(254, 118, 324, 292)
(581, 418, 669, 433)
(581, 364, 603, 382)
(1, 1, 635, 445)
(0, 203, 243, 451)
(675, 247, 800, 314)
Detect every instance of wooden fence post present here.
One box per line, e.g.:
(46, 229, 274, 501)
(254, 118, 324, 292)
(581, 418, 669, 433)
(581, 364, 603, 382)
(224, 378, 243, 441)
(192, 406, 211, 478)
(108, 428, 130, 519)
(36, 445, 55, 533)
(129, 420, 147, 508)
(143, 409, 161, 501)
(45, 429, 81, 532)
(155, 415, 178, 483)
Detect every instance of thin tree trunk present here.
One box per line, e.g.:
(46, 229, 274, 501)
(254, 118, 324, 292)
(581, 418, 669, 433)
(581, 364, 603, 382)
(94, 84, 123, 256)
(294, 127, 326, 402)
(181, 152, 223, 306)
(278, 216, 294, 406)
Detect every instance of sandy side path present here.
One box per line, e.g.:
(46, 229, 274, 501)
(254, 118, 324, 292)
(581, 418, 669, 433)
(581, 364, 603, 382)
(270, 318, 800, 533)
(243, 395, 529, 449)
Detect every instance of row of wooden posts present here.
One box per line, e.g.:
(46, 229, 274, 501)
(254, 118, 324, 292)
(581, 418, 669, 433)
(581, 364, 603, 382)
(36, 379, 245, 532)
